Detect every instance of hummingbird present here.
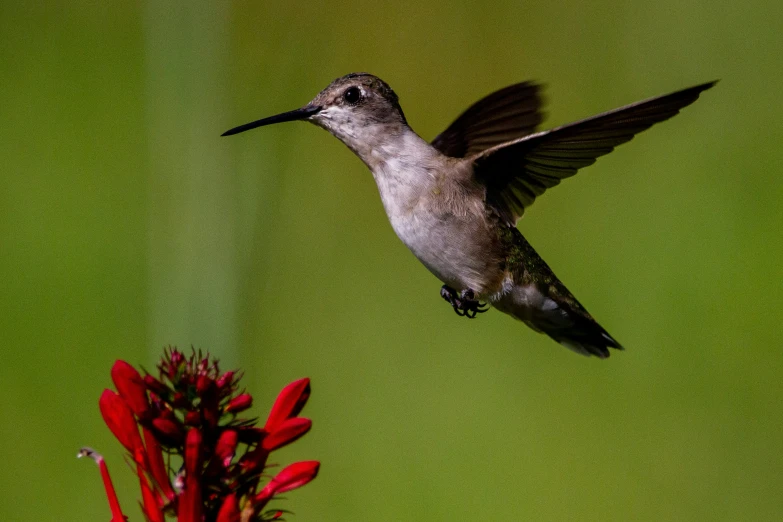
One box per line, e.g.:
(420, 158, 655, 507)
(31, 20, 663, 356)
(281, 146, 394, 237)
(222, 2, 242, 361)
(223, 73, 715, 358)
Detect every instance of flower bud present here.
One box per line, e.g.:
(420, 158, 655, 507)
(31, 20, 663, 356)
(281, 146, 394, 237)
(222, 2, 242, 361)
(225, 393, 253, 414)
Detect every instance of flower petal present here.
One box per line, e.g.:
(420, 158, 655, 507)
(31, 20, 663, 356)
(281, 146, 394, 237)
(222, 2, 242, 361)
(151, 416, 185, 446)
(215, 429, 239, 468)
(264, 378, 310, 431)
(78, 448, 126, 522)
(184, 411, 201, 426)
(99, 389, 143, 453)
(215, 493, 240, 522)
(255, 460, 320, 504)
(142, 427, 175, 501)
(238, 447, 269, 475)
(143, 374, 170, 398)
(262, 417, 312, 452)
(196, 374, 215, 395)
(111, 360, 149, 417)
(216, 371, 235, 391)
(178, 429, 204, 522)
(225, 393, 253, 414)
(138, 448, 164, 522)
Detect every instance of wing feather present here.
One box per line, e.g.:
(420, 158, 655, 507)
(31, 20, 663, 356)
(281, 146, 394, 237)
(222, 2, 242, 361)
(431, 82, 544, 158)
(472, 81, 716, 224)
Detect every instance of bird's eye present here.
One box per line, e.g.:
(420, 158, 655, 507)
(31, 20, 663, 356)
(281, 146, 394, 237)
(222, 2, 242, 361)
(343, 86, 361, 104)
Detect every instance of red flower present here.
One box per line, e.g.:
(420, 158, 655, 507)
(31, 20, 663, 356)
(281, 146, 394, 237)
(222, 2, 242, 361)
(216, 493, 240, 522)
(265, 378, 310, 431)
(225, 393, 253, 414)
(111, 360, 149, 417)
(83, 348, 319, 521)
(77, 448, 126, 522)
(99, 390, 143, 454)
(262, 417, 312, 452)
(215, 429, 239, 468)
(255, 461, 320, 509)
(178, 429, 203, 522)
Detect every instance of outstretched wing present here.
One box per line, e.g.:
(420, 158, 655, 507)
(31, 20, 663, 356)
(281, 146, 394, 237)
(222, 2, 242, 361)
(431, 82, 544, 158)
(472, 81, 717, 225)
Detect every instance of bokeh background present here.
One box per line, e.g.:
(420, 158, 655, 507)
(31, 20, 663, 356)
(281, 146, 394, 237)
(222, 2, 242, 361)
(2, 1, 782, 520)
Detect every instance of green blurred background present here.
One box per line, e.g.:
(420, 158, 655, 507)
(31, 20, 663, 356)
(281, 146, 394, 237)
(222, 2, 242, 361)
(1, 1, 781, 520)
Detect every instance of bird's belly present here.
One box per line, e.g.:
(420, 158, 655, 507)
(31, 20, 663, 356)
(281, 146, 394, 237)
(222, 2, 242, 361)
(387, 208, 494, 294)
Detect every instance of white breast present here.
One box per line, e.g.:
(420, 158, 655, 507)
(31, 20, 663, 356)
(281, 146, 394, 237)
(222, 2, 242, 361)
(346, 128, 491, 292)
(373, 160, 490, 292)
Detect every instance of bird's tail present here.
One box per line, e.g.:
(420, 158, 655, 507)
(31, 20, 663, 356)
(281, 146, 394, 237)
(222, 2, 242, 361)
(542, 309, 623, 359)
(492, 226, 624, 357)
(493, 282, 623, 358)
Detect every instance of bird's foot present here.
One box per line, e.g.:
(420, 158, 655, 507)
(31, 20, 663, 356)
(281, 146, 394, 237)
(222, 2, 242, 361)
(440, 285, 489, 319)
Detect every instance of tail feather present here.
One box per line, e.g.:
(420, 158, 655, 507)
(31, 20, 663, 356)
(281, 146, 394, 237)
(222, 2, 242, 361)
(493, 281, 624, 358)
(546, 315, 624, 359)
(493, 225, 624, 357)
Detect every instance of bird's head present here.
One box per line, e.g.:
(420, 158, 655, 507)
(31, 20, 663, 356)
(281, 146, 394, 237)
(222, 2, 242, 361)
(222, 73, 408, 157)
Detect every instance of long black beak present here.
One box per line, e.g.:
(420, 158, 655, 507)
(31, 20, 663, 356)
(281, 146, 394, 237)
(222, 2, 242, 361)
(221, 105, 322, 137)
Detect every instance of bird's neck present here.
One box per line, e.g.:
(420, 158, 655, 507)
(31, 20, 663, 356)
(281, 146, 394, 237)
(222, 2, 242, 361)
(366, 128, 449, 209)
(310, 109, 446, 183)
(339, 124, 439, 172)
(313, 119, 454, 216)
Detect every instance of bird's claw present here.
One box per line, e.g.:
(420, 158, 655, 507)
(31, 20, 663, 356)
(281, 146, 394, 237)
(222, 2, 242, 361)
(440, 285, 489, 319)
